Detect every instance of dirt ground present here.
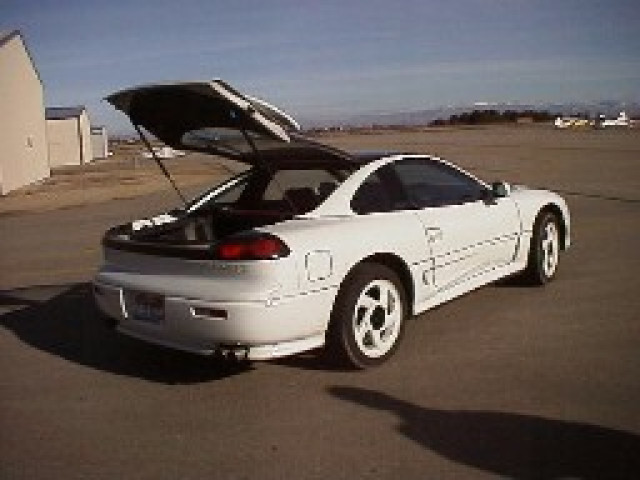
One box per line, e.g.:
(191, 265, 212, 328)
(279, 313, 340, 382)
(1, 125, 639, 479)
(321, 124, 640, 202)
(0, 148, 243, 216)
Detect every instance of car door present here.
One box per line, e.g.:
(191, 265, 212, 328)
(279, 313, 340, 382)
(392, 157, 520, 292)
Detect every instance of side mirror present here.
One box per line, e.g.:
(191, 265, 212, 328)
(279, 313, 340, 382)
(491, 181, 511, 198)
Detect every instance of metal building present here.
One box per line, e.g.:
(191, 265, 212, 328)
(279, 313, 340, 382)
(0, 30, 50, 195)
(46, 106, 93, 167)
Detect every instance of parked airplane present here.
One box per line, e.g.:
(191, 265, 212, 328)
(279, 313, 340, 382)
(555, 111, 633, 129)
(142, 146, 186, 159)
(598, 111, 631, 128)
(553, 116, 593, 129)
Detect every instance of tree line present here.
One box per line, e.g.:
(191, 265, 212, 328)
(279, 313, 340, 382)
(430, 109, 554, 126)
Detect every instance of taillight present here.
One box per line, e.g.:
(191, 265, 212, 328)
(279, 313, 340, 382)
(215, 234, 290, 260)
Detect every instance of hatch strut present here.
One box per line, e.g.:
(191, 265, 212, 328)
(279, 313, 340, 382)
(238, 126, 299, 215)
(134, 124, 188, 207)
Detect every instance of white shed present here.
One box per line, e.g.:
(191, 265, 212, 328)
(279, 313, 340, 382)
(46, 106, 93, 167)
(90, 126, 109, 159)
(0, 30, 50, 195)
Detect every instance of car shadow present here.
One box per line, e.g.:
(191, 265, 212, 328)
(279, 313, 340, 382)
(272, 349, 355, 372)
(0, 283, 251, 384)
(329, 386, 640, 479)
(492, 274, 532, 288)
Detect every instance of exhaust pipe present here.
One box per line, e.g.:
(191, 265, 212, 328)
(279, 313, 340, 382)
(217, 345, 250, 362)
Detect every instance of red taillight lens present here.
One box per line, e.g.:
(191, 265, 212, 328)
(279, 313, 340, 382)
(248, 237, 283, 258)
(218, 243, 247, 260)
(215, 234, 290, 260)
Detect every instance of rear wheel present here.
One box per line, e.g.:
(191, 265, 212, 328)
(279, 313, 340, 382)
(522, 211, 561, 285)
(326, 263, 407, 369)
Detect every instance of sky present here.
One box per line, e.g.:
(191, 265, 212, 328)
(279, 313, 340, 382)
(3, 0, 640, 132)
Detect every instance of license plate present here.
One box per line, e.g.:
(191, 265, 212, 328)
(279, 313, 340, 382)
(131, 292, 165, 324)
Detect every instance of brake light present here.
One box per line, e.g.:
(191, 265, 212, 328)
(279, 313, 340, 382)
(215, 234, 290, 260)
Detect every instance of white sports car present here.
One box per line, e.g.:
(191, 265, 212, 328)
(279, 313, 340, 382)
(93, 80, 571, 368)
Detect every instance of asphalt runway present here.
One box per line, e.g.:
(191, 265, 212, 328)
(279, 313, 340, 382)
(1, 126, 639, 479)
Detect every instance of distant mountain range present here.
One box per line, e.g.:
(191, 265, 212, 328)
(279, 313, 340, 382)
(111, 100, 639, 138)
(299, 100, 640, 129)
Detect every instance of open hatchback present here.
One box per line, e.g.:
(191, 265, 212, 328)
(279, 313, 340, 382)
(102, 80, 358, 259)
(95, 79, 375, 364)
(94, 79, 570, 368)
(108, 79, 306, 158)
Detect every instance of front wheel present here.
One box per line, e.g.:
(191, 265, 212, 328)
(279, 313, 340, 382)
(522, 212, 561, 285)
(326, 263, 407, 369)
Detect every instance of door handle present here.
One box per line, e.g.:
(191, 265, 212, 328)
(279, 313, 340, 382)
(425, 227, 443, 243)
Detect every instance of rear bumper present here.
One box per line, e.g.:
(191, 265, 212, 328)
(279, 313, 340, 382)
(92, 280, 336, 360)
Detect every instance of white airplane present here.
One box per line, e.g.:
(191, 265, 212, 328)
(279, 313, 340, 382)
(142, 146, 186, 159)
(599, 111, 631, 128)
(554, 116, 593, 129)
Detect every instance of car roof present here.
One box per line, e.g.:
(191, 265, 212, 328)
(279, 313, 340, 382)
(351, 150, 407, 163)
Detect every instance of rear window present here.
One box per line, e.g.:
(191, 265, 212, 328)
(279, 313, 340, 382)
(182, 127, 279, 158)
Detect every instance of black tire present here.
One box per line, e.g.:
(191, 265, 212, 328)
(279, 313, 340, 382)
(325, 263, 407, 369)
(522, 211, 561, 285)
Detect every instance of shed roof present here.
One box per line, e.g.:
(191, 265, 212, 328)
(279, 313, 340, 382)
(46, 106, 87, 120)
(0, 30, 17, 46)
(1, 30, 43, 85)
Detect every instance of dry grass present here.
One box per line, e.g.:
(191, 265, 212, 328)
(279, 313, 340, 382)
(0, 149, 240, 215)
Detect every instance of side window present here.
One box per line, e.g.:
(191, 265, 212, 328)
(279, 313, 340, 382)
(351, 165, 408, 214)
(212, 177, 248, 204)
(393, 158, 486, 207)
